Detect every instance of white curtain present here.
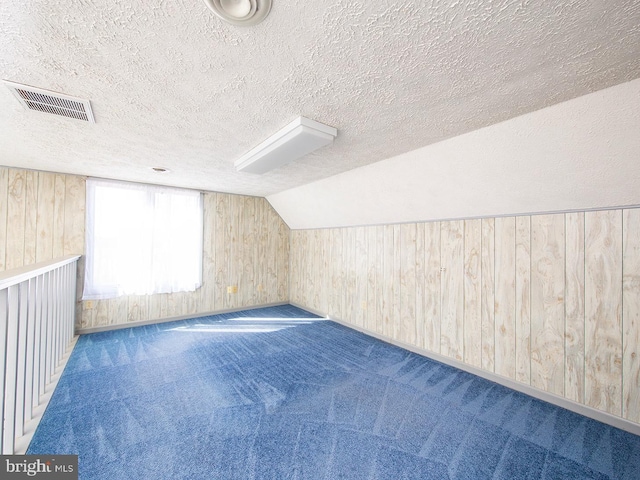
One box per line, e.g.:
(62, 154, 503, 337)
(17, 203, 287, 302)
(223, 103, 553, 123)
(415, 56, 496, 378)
(83, 178, 203, 300)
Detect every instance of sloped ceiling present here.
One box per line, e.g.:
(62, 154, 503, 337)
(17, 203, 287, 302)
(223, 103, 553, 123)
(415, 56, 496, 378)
(1, 1, 639, 197)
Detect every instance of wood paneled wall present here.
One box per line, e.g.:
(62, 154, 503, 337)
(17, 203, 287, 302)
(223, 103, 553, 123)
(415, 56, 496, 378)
(1, 167, 290, 329)
(0, 168, 85, 270)
(289, 209, 640, 424)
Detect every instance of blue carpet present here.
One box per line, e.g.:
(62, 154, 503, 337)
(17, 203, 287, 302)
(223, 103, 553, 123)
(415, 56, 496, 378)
(28, 305, 640, 479)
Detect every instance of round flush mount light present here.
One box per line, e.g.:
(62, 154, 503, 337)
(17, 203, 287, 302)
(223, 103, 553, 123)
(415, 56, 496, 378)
(203, 0, 272, 26)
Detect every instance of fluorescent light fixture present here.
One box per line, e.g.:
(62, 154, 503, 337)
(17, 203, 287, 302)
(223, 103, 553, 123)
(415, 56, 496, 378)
(235, 116, 337, 174)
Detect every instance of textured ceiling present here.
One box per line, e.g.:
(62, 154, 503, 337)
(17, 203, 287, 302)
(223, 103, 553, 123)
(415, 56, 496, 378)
(1, 0, 640, 197)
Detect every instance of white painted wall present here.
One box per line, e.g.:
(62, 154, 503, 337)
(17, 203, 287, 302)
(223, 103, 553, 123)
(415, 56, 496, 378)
(268, 78, 640, 230)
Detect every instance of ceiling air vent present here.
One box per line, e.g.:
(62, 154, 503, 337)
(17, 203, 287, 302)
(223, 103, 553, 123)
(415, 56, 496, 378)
(3, 80, 95, 123)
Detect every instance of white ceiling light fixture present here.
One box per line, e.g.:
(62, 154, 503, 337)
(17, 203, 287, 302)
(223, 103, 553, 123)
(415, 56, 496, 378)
(203, 0, 272, 26)
(235, 116, 338, 174)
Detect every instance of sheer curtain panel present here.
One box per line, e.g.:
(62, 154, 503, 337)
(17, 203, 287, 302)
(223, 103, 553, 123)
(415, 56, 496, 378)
(83, 178, 203, 300)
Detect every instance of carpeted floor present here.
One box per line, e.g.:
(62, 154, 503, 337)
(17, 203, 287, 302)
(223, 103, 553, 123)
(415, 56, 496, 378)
(28, 305, 640, 479)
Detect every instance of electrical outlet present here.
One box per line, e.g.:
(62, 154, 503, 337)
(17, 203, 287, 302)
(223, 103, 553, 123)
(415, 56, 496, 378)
(85, 300, 94, 310)
(227, 285, 238, 294)
(257, 284, 263, 292)
(361, 301, 367, 310)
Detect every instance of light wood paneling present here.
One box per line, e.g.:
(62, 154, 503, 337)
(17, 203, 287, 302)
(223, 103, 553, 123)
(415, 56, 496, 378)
(276, 205, 289, 303)
(424, 222, 441, 353)
(515, 216, 531, 384)
(392, 225, 402, 342)
(400, 223, 417, 345)
(52, 175, 66, 258)
(288, 207, 640, 425)
(366, 227, 378, 333)
(63, 175, 85, 255)
(328, 228, 341, 319)
(200, 193, 216, 312)
(2, 167, 290, 330)
(320, 229, 330, 314)
(623, 209, 640, 422)
(415, 223, 426, 348)
(35, 173, 56, 263)
(531, 214, 565, 395)
(375, 226, 385, 335)
(6, 169, 27, 270)
(441, 220, 464, 361)
(565, 212, 585, 404)
(355, 227, 368, 329)
(495, 217, 516, 379)
(464, 219, 482, 368)
(345, 228, 356, 327)
(0, 168, 9, 270)
(215, 193, 230, 310)
(585, 210, 622, 416)
(481, 218, 495, 372)
(23, 171, 38, 265)
(382, 225, 395, 339)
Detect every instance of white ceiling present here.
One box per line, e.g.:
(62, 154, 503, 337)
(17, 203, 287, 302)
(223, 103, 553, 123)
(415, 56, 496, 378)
(1, 1, 639, 197)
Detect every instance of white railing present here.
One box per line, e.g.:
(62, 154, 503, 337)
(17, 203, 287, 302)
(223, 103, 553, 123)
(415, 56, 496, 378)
(0, 255, 80, 454)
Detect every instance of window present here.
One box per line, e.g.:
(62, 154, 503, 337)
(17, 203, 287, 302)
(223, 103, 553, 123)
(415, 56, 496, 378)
(83, 178, 203, 300)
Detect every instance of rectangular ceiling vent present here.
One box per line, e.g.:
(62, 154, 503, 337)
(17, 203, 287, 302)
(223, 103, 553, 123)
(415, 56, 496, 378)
(3, 80, 95, 123)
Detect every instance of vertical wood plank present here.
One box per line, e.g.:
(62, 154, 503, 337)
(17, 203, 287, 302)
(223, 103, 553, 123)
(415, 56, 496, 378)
(6, 169, 27, 269)
(366, 227, 377, 332)
(328, 228, 340, 318)
(308, 230, 317, 309)
(128, 295, 149, 323)
(94, 298, 109, 327)
(375, 226, 385, 335)
(289, 230, 300, 305)
(242, 196, 256, 306)
(254, 200, 266, 305)
(392, 225, 402, 341)
(424, 221, 441, 353)
(495, 217, 516, 379)
(228, 195, 241, 310)
(52, 174, 66, 258)
(441, 220, 464, 361)
(464, 219, 482, 368)
(23, 170, 38, 265)
(80, 301, 95, 330)
(356, 227, 368, 329)
(147, 294, 163, 322)
(265, 201, 278, 305)
(382, 225, 395, 338)
(565, 212, 585, 404)
(214, 193, 229, 309)
(200, 193, 216, 312)
(276, 207, 289, 303)
(113, 295, 129, 326)
(319, 229, 331, 314)
(482, 218, 495, 371)
(515, 216, 531, 384)
(0, 168, 8, 270)
(63, 174, 85, 255)
(585, 210, 622, 415)
(622, 209, 640, 422)
(345, 228, 357, 326)
(35, 172, 56, 263)
(415, 223, 425, 348)
(400, 223, 417, 345)
(531, 214, 565, 395)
